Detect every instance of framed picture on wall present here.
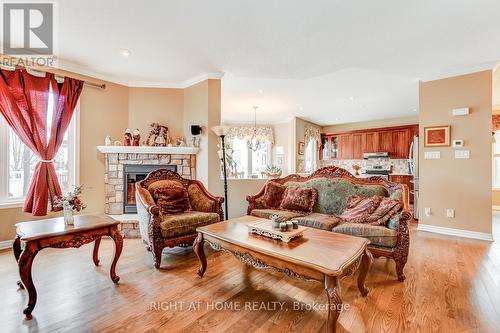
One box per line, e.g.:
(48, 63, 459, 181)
(424, 125, 451, 147)
(298, 142, 305, 155)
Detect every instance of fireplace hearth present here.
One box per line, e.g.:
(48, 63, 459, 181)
(123, 164, 176, 213)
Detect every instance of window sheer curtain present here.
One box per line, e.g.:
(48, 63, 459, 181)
(0, 68, 83, 216)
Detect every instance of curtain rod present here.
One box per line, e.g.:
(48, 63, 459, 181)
(0, 64, 106, 90)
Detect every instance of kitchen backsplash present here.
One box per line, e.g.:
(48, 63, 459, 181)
(320, 158, 411, 174)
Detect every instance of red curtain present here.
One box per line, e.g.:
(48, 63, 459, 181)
(0, 68, 83, 216)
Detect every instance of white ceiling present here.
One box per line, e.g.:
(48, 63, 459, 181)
(49, 1, 500, 124)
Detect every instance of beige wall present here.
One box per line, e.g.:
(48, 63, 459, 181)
(322, 115, 419, 133)
(295, 117, 321, 173)
(419, 70, 492, 234)
(273, 121, 292, 176)
(128, 87, 184, 142)
(184, 80, 210, 184)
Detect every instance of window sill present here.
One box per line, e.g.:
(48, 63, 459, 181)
(0, 201, 24, 209)
(493, 188, 500, 192)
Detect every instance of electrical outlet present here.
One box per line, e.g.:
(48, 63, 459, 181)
(424, 208, 431, 216)
(446, 209, 455, 218)
(424, 151, 441, 159)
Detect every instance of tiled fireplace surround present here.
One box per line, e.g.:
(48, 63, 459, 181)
(100, 147, 198, 238)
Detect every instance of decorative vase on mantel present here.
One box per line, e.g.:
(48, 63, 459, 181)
(63, 206, 74, 225)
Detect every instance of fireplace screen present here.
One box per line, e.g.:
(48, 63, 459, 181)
(123, 164, 177, 214)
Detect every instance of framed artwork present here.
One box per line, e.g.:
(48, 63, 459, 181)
(424, 126, 450, 147)
(298, 142, 305, 155)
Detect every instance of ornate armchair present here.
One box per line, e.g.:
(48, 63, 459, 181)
(135, 169, 224, 268)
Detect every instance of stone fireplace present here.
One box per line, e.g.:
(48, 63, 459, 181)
(97, 146, 199, 237)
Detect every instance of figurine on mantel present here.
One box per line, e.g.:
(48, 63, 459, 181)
(145, 123, 170, 147)
(132, 129, 141, 146)
(176, 137, 186, 147)
(104, 135, 112, 146)
(123, 128, 133, 146)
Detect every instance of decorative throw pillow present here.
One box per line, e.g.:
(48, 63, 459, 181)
(338, 195, 382, 223)
(279, 186, 318, 213)
(152, 183, 191, 215)
(366, 197, 402, 226)
(260, 182, 286, 208)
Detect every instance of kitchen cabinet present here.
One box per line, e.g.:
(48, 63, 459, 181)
(391, 128, 410, 159)
(320, 124, 418, 160)
(389, 175, 414, 204)
(352, 134, 363, 159)
(338, 134, 353, 159)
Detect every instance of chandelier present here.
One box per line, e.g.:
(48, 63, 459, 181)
(248, 106, 262, 152)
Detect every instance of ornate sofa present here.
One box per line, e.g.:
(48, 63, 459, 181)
(136, 169, 224, 268)
(247, 166, 411, 281)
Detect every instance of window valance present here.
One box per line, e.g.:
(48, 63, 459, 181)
(226, 126, 274, 145)
(493, 115, 500, 131)
(304, 124, 321, 143)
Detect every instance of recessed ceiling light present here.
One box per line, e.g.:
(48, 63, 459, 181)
(258, 89, 264, 94)
(120, 49, 131, 57)
(349, 96, 355, 101)
(299, 106, 304, 111)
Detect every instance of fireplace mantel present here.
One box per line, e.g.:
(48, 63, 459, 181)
(97, 145, 199, 154)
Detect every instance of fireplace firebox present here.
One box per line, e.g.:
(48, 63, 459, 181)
(123, 164, 177, 213)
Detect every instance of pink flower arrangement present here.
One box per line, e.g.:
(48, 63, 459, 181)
(54, 185, 87, 212)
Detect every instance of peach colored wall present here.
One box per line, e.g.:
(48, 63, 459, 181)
(128, 87, 184, 141)
(295, 117, 321, 173)
(419, 70, 492, 234)
(322, 115, 419, 133)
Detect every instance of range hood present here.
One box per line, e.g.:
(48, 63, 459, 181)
(363, 152, 390, 159)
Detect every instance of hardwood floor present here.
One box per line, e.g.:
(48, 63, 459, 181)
(0, 219, 499, 333)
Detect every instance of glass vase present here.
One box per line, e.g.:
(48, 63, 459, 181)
(63, 206, 74, 225)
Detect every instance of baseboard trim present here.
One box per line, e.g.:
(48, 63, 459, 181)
(0, 240, 12, 250)
(417, 224, 494, 241)
(493, 205, 500, 211)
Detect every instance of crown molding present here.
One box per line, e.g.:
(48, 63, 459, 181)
(27, 58, 225, 89)
(420, 61, 498, 82)
(128, 72, 225, 89)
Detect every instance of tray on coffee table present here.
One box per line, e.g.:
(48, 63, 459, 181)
(247, 220, 307, 243)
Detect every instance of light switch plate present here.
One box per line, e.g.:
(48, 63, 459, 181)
(455, 150, 470, 159)
(424, 151, 441, 159)
(446, 209, 455, 218)
(424, 208, 431, 216)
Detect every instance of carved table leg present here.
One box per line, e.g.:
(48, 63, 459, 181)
(109, 228, 123, 283)
(18, 242, 39, 318)
(324, 275, 342, 333)
(93, 237, 101, 266)
(13, 236, 24, 289)
(193, 233, 207, 278)
(357, 248, 373, 297)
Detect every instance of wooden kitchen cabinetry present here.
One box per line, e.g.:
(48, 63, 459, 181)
(389, 175, 414, 204)
(320, 124, 418, 160)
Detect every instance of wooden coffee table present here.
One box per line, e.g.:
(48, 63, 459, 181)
(194, 216, 373, 333)
(13, 214, 123, 318)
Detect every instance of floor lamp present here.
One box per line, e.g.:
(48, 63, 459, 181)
(211, 125, 231, 219)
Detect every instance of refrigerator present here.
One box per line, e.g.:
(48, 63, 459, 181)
(408, 136, 419, 219)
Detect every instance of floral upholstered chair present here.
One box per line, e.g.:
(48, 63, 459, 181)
(135, 169, 223, 268)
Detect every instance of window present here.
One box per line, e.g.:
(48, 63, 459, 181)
(493, 131, 500, 189)
(0, 95, 78, 206)
(229, 138, 271, 179)
(304, 139, 317, 173)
